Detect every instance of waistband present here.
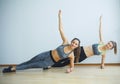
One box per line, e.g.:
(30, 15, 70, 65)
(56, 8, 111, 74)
(50, 50, 57, 63)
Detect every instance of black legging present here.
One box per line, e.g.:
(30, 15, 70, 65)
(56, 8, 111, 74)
(52, 58, 70, 67)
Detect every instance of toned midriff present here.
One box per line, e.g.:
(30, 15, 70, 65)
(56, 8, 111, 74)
(51, 49, 61, 62)
(83, 46, 94, 57)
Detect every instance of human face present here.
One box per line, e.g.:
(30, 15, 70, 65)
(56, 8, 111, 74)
(105, 42, 113, 50)
(70, 39, 79, 49)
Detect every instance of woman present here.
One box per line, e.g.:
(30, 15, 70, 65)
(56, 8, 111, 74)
(2, 10, 80, 73)
(51, 16, 117, 69)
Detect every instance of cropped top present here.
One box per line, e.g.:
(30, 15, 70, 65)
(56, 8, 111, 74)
(92, 43, 106, 55)
(56, 44, 73, 59)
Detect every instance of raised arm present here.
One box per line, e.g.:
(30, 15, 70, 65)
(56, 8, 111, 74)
(58, 10, 68, 45)
(99, 15, 103, 42)
(99, 15, 106, 69)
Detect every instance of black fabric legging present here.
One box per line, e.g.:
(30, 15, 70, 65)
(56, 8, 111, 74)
(52, 58, 70, 67)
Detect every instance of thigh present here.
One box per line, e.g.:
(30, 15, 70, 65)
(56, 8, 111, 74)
(25, 51, 51, 63)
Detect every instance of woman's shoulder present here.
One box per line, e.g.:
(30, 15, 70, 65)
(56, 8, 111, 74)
(62, 43, 69, 46)
(57, 44, 69, 49)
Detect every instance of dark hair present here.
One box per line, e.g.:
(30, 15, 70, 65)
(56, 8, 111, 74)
(71, 38, 81, 63)
(109, 41, 117, 54)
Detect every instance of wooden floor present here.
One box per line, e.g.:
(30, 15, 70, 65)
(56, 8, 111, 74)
(0, 65, 120, 84)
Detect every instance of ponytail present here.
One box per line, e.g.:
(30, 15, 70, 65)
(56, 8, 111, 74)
(109, 41, 117, 54)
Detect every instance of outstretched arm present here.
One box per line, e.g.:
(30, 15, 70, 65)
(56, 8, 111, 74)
(99, 16, 106, 69)
(58, 10, 68, 45)
(99, 15, 103, 42)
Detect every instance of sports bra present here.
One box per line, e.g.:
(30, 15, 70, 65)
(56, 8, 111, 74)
(56, 44, 73, 59)
(92, 43, 106, 55)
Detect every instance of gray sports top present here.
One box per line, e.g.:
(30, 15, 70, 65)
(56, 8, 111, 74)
(56, 44, 73, 59)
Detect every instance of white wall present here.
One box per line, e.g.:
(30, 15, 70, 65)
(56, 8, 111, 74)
(0, 0, 120, 64)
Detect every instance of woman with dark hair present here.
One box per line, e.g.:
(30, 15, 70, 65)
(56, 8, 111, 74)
(2, 10, 80, 73)
(51, 16, 117, 69)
